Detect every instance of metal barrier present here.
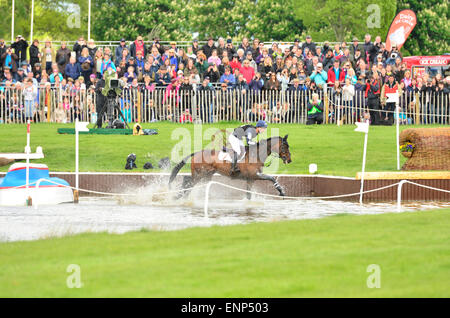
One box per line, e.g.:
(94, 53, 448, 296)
(0, 84, 448, 125)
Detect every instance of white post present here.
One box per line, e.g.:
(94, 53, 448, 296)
(396, 101, 400, 170)
(11, 0, 15, 43)
(359, 130, 368, 205)
(75, 118, 79, 194)
(25, 120, 31, 206)
(397, 180, 407, 212)
(204, 181, 213, 218)
(88, 0, 91, 40)
(30, 0, 35, 44)
(74, 120, 88, 203)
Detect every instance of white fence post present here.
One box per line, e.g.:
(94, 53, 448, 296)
(204, 181, 214, 218)
(397, 180, 407, 212)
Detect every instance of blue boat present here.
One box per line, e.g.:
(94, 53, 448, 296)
(0, 163, 73, 206)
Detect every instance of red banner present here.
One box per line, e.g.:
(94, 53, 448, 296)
(385, 9, 417, 51)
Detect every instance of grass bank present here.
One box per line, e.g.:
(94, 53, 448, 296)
(0, 209, 449, 297)
(0, 123, 441, 176)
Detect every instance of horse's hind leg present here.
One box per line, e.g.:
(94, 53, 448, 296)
(175, 176, 194, 199)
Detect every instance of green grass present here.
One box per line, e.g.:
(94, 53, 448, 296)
(0, 209, 449, 297)
(0, 122, 443, 176)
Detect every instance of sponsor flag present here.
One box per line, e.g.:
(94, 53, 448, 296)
(385, 10, 417, 51)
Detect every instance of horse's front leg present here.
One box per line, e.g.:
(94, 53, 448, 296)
(246, 180, 254, 200)
(256, 172, 285, 196)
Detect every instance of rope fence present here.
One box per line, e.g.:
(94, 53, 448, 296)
(5, 177, 449, 216)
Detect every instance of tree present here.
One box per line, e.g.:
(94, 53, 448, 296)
(246, 0, 304, 41)
(92, 0, 191, 41)
(186, 0, 255, 40)
(397, 0, 449, 55)
(294, 0, 397, 43)
(0, 0, 90, 41)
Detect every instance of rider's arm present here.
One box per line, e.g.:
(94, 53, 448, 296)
(247, 132, 256, 145)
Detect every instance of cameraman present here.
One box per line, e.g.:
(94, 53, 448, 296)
(365, 73, 381, 125)
(11, 35, 28, 63)
(386, 44, 402, 66)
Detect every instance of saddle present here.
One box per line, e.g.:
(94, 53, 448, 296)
(218, 146, 244, 163)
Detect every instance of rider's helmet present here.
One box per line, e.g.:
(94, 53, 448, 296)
(256, 120, 268, 129)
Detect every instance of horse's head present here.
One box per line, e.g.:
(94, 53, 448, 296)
(275, 135, 292, 164)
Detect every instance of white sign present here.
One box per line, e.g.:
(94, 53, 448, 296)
(75, 121, 89, 132)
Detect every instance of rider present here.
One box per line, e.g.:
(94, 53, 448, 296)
(228, 120, 268, 174)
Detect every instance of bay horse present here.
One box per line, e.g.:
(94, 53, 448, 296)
(169, 135, 292, 198)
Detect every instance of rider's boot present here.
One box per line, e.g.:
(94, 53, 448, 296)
(230, 151, 240, 175)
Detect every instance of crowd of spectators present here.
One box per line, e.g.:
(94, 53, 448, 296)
(0, 33, 448, 124)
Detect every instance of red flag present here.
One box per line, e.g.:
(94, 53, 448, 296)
(385, 10, 417, 51)
(27, 122, 30, 134)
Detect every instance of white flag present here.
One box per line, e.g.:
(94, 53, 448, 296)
(354, 122, 369, 134)
(75, 121, 89, 132)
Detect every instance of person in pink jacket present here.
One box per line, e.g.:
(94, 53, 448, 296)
(239, 59, 255, 84)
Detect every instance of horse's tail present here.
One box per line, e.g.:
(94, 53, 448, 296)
(169, 153, 195, 185)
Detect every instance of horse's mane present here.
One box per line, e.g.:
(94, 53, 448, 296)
(256, 136, 285, 146)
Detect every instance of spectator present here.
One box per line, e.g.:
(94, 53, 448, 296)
(327, 59, 345, 85)
(342, 77, 355, 119)
(195, 52, 208, 77)
(202, 37, 216, 59)
(264, 72, 280, 90)
(29, 39, 41, 70)
(42, 40, 55, 73)
(365, 73, 381, 125)
(15, 67, 26, 82)
(204, 63, 220, 83)
(278, 68, 293, 91)
(239, 37, 251, 53)
(345, 67, 357, 85)
(310, 63, 327, 86)
(130, 35, 147, 59)
(258, 56, 274, 79)
(401, 70, 412, 89)
(302, 35, 316, 55)
(381, 74, 398, 124)
(220, 67, 235, 87)
(234, 73, 249, 90)
(79, 47, 94, 83)
(124, 66, 137, 84)
(206, 48, 221, 67)
(115, 38, 128, 62)
(11, 35, 28, 62)
(100, 53, 116, 76)
(33, 63, 42, 82)
(240, 59, 255, 84)
(306, 93, 323, 125)
(73, 37, 87, 60)
(94, 48, 104, 77)
(155, 65, 171, 86)
(321, 49, 334, 72)
(65, 56, 81, 80)
(2, 47, 19, 73)
(0, 39, 6, 73)
(230, 54, 241, 72)
(55, 41, 71, 75)
(349, 37, 362, 58)
(192, 39, 200, 56)
(249, 72, 264, 91)
(22, 78, 37, 120)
